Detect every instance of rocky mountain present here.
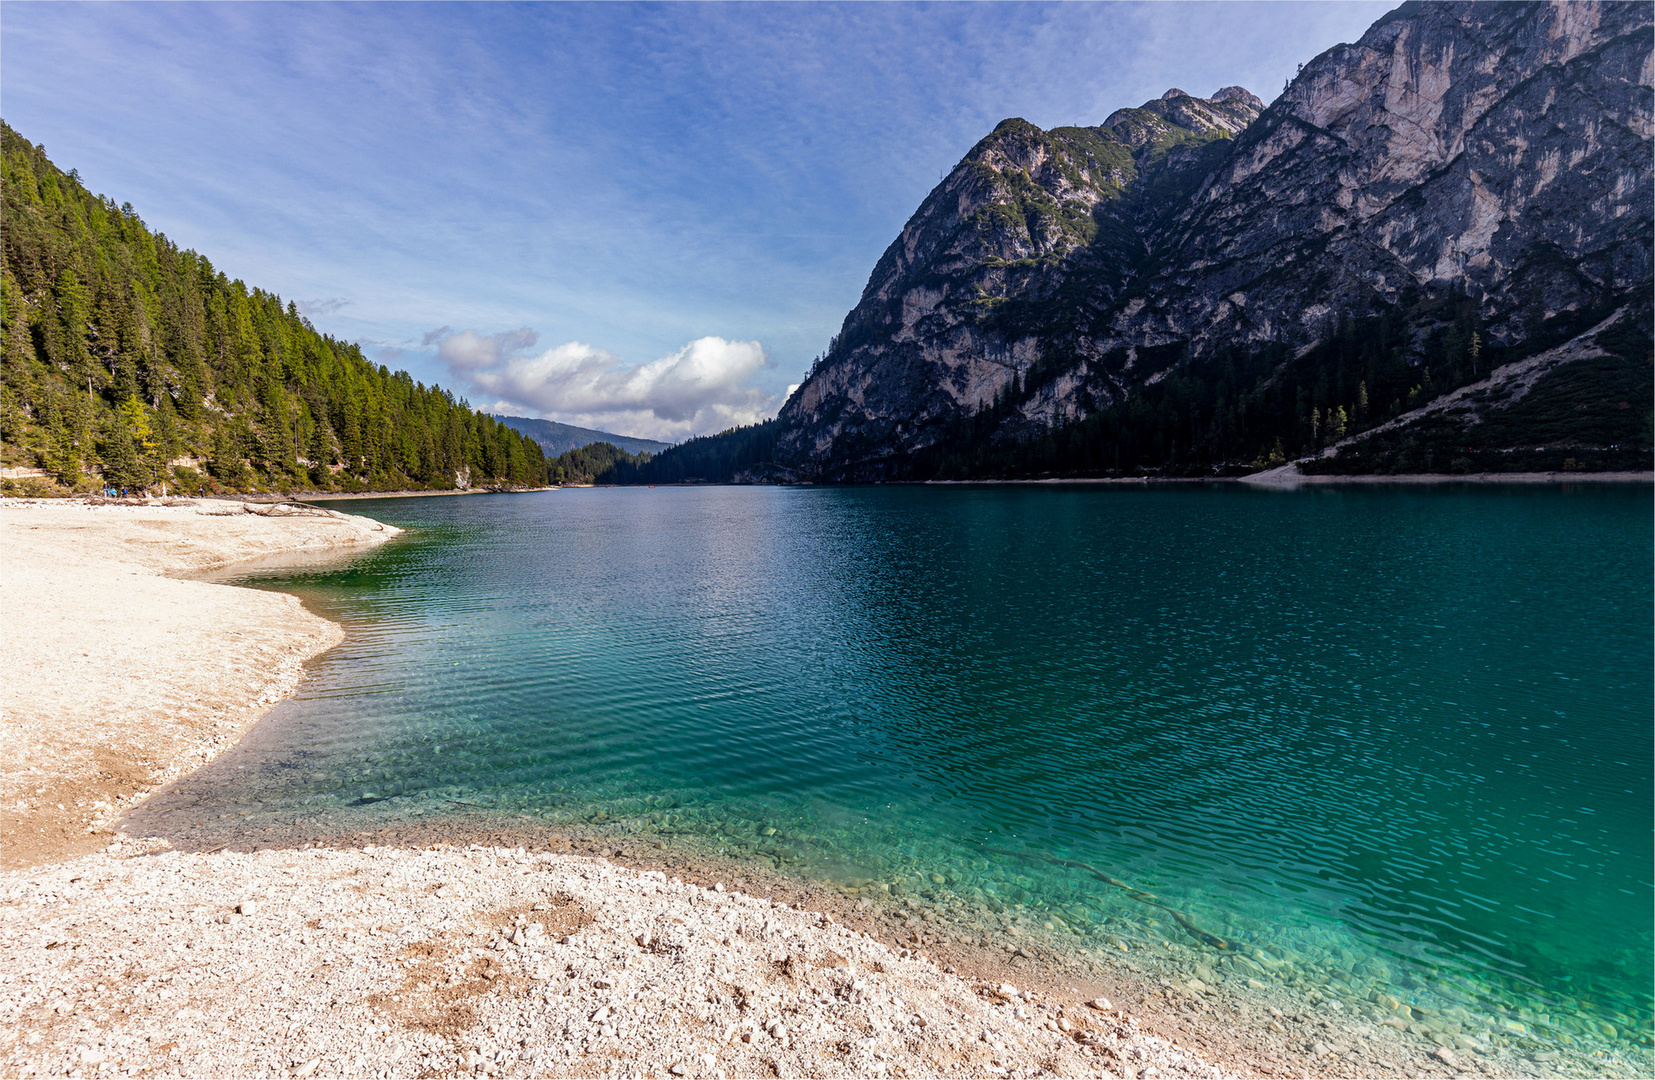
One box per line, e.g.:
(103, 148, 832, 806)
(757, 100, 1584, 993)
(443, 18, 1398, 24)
(773, 0, 1652, 480)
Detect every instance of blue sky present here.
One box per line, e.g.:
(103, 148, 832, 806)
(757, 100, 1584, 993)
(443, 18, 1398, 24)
(2, 1, 1395, 440)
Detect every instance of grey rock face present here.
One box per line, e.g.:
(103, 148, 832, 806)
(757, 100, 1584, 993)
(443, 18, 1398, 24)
(777, 0, 1652, 480)
(777, 91, 1263, 476)
(1143, 0, 1652, 350)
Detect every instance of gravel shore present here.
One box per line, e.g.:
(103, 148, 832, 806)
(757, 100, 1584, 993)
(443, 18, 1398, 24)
(2, 497, 1633, 1079)
(0, 498, 1231, 1079)
(0, 497, 398, 870)
(0, 842, 1229, 1080)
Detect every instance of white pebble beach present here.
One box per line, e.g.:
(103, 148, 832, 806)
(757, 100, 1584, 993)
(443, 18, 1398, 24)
(6, 497, 1623, 1080)
(0, 498, 1226, 1080)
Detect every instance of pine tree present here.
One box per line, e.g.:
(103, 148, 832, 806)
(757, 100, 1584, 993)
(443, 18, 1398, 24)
(47, 392, 82, 485)
(101, 402, 142, 488)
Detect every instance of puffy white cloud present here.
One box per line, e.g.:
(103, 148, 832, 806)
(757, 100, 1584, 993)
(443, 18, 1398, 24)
(431, 328, 777, 441)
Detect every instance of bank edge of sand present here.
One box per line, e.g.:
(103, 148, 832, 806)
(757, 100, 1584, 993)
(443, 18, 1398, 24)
(0, 497, 1240, 1080)
(2, 499, 1625, 1080)
(297, 486, 557, 501)
(131, 802, 1634, 1080)
(1, 842, 1248, 1080)
(0, 497, 400, 868)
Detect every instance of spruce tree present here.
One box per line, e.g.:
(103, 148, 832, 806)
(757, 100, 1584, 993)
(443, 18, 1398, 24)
(47, 392, 81, 485)
(101, 404, 141, 488)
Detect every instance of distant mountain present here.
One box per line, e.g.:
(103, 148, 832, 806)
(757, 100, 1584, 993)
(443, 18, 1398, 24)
(765, 0, 1652, 480)
(492, 415, 670, 457)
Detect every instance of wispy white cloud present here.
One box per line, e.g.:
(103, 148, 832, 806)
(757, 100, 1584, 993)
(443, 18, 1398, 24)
(432, 329, 776, 441)
(1, 1, 1396, 402)
(295, 297, 351, 316)
(438, 327, 539, 371)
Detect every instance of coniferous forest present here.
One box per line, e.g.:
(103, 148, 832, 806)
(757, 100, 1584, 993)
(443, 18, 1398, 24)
(541, 421, 780, 486)
(0, 123, 549, 496)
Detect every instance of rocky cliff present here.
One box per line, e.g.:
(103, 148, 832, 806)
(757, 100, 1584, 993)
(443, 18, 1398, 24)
(775, 0, 1652, 480)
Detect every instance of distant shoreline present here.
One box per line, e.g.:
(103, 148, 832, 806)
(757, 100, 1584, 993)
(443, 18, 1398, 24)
(293, 485, 557, 501)
(312, 471, 1654, 493)
(925, 469, 1655, 488)
(11, 473, 1650, 500)
(1235, 466, 1653, 488)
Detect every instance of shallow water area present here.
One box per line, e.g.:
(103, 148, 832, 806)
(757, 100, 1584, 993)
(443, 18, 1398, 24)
(135, 484, 1653, 1076)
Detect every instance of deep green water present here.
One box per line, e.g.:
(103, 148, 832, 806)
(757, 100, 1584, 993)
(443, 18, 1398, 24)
(176, 485, 1651, 1059)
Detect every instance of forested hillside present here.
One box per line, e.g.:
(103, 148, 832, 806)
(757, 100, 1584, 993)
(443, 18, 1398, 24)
(545, 440, 648, 485)
(546, 421, 779, 485)
(0, 122, 549, 495)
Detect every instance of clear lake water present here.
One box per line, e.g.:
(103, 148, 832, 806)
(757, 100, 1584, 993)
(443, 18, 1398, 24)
(158, 483, 1652, 1067)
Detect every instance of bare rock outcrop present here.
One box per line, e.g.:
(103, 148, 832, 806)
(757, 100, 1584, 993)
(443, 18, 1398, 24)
(775, 1, 1652, 480)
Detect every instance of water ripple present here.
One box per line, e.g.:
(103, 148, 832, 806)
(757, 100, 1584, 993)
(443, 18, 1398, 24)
(188, 484, 1651, 1049)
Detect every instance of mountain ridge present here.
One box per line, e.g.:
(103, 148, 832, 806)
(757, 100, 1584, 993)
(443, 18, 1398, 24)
(491, 414, 670, 457)
(763, 0, 1651, 482)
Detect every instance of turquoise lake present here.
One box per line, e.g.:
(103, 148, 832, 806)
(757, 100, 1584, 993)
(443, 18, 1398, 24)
(175, 484, 1651, 1061)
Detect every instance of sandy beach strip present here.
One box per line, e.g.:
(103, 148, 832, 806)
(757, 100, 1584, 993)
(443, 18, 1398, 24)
(0, 499, 1239, 1079)
(0, 842, 1238, 1080)
(298, 487, 556, 501)
(0, 498, 400, 871)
